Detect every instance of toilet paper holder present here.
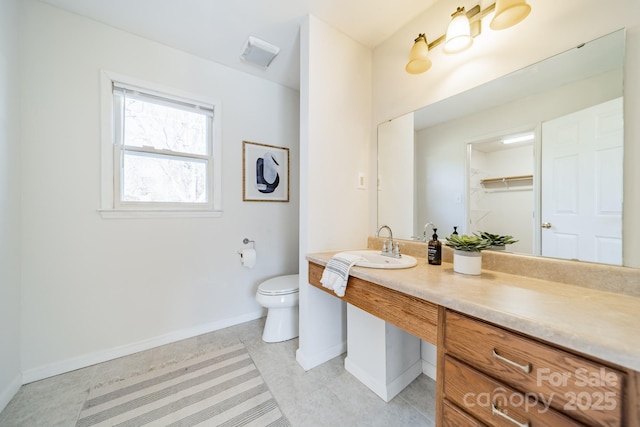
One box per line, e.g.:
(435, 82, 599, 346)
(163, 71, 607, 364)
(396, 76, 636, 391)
(238, 238, 257, 268)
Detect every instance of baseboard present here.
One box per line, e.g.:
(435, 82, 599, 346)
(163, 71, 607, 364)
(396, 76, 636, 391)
(21, 310, 265, 384)
(422, 358, 437, 381)
(0, 373, 22, 413)
(295, 340, 346, 371)
(345, 357, 422, 402)
(388, 359, 423, 398)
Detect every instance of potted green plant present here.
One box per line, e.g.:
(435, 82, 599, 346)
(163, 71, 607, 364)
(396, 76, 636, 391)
(476, 231, 518, 251)
(444, 234, 492, 275)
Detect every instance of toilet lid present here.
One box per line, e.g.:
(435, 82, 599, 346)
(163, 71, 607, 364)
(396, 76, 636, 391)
(258, 274, 299, 296)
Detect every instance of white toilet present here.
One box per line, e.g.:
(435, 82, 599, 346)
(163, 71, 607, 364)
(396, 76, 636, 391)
(255, 274, 299, 343)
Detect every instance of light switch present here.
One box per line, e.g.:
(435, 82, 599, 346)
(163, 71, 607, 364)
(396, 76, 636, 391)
(357, 173, 366, 190)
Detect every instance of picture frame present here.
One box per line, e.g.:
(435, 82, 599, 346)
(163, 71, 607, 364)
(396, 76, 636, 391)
(242, 141, 290, 202)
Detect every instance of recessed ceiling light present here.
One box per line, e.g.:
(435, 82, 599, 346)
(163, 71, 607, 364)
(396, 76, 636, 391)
(502, 133, 535, 144)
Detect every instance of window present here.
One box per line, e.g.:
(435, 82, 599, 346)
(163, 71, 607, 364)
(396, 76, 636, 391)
(100, 72, 221, 217)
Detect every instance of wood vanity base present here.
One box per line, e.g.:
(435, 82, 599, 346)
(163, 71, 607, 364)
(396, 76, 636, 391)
(438, 309, 636, 426)
(308, 262, 437, 344)
(307, 261, 639, 426)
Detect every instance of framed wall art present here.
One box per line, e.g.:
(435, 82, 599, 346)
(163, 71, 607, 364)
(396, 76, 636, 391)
(242, 141, 290, 202)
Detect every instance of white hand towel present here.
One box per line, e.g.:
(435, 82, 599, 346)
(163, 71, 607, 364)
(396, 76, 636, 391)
(320, 252, 364, 297)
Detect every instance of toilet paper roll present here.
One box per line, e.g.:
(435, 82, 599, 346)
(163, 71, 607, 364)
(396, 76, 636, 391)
(239, 248, 256, 269)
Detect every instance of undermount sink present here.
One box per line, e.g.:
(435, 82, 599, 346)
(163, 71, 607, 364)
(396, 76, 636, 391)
(344, 250, 417, 269)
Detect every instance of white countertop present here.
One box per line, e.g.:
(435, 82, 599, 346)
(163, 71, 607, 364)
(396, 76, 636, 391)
(307, 251, 640, 372)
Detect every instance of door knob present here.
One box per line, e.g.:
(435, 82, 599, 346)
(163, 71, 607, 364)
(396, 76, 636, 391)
(541, 222, 552, 229)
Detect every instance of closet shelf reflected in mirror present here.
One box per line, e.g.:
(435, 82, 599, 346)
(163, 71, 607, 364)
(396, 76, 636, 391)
(480, 175, 533, 192)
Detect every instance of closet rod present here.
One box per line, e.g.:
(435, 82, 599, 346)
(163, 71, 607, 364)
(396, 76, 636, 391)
(480, 174, 533, 185)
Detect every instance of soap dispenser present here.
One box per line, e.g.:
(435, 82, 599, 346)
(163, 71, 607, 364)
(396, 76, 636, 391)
(428, 228, 442, 265)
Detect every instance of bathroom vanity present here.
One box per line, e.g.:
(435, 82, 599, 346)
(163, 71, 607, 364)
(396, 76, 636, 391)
(306, 245, 640, 427)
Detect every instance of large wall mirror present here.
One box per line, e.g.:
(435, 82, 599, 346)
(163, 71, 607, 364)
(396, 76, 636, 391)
(378, 29, 625, 265)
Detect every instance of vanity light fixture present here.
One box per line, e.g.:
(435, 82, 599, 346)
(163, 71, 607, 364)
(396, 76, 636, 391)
(405, 0, 532, 74)
(405, 34, 432, 73)
(491, 0, 532, 30)
(444, 7, 473, 54)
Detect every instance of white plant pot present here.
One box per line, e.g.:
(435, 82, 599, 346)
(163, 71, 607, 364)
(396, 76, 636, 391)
(453, 250, 482, 275)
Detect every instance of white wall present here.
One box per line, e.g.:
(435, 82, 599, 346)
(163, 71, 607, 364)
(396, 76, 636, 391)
(297, 15, 372, 370)
(377, 112, 414, 239)
(18, 0, 299, 381)
(373, 0, 640, 268)
(0, 0, 22, 412)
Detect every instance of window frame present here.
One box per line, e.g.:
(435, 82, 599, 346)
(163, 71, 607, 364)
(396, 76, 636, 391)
(100, 71, 222, 218)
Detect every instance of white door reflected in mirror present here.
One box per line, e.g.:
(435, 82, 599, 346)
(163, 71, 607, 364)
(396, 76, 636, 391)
(541, 97, 623, 265)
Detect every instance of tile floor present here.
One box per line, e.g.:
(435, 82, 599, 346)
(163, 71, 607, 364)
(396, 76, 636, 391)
(0, 318, 436, 426)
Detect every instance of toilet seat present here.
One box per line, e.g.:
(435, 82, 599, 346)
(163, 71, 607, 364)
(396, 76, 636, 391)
(257, 274, 299, 296)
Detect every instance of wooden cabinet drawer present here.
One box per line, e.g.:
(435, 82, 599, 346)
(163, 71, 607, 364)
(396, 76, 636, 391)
(444, 356, 583, 427)
(444, 311, 623, 426)
(308, 261, 438, 344)
(443, 400, 486, 427)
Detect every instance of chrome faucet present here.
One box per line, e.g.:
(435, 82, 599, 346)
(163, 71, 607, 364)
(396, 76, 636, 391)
(423, 222, 434, 242)
(376, 224, 401, 258)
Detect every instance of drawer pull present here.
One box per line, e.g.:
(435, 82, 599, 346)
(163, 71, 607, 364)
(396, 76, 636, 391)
(492, 403, 530, 427)
(492, 348, 532, 373)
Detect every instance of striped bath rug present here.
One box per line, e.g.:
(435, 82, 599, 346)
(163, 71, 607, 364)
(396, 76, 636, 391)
(76, 343, 290, 427)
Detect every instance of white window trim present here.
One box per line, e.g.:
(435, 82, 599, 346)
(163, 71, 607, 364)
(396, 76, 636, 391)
(99, 70, 222, 218)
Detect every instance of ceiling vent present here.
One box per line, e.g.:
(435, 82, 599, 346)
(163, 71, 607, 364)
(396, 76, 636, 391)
(240, 36, 280, 69)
